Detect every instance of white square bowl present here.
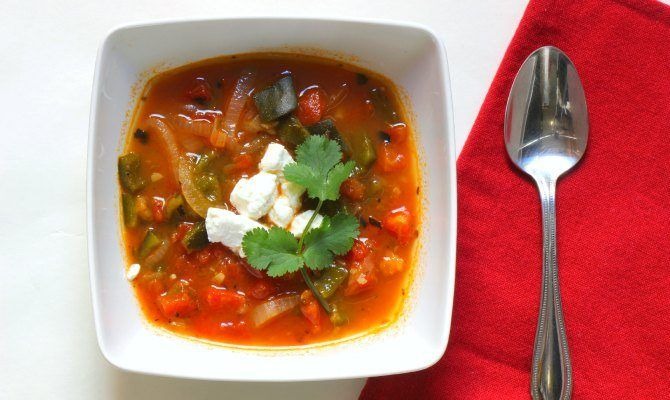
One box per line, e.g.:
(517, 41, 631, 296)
(87, 17, 456, 381)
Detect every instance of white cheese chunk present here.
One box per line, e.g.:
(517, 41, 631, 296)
(230, 171, 278, 220)
(126, 263, 141, 281)
(289, 210, 324, 238)
(268, 195, 295, 228)
(279, 177, 305, 209)
(259, 142, 295, 174)
(205, 208, 267, 256)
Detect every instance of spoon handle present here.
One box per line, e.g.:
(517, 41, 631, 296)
(532, 178, 572, 400)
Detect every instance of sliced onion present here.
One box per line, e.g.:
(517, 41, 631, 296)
(144, 240, 169, 268)
(326, 83, 349, 112)
(173, 114, 216, 138)
(250, 294, 300, 327)
(222, 70, 256, 135)
(147, 116, 181, 183)
(179, 134, 205, 152)
(177, 156, 220, 217)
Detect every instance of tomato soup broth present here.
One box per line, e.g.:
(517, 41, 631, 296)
(119, 54, 421, 346)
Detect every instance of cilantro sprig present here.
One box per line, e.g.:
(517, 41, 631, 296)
(242, 135, 358, 312)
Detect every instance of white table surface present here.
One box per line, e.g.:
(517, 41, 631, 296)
(0, 0, 528, 398)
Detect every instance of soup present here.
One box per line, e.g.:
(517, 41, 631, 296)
(118, 53, 420, 346)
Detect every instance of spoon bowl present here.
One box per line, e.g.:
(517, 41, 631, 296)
(505, 46, 588, 180)
(504, 46, 588, 400)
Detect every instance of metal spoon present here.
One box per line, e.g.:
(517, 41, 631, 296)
(504, 46, 588, 400)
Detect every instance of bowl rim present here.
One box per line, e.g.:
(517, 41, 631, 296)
(87, 15, 457, 381)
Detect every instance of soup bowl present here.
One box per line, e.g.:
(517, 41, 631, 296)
(88, 17, 456, 381)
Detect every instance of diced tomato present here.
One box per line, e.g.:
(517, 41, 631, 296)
(158, 291, 197, 318)
(233, 154, 254, 171)
(346, 239, 370, 262)
(296, 87, 327, 125)
(379, 253, 405, 276)
(340, 177, 366, 201)
(171, 222, 193, 243)
(300, 291, 326, 333)
(344, 261, 377, 296)
(150, 197, 166, 223)
(204, 286, 246, 312)
(195, 246, 212, 265)
(186, 78, 212, 103)
(250, 279, 274, 300)
(388, 123, 408, 144)
(382, 207, 413, 244)
(377, 144, 406, 173)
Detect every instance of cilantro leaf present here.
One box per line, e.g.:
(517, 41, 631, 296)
(284, 135, 353, 201)
(302, 214, 360, 270)
(242, 227, 303, 277)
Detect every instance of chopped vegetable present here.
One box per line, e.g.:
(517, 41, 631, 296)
(144, 240, 169, 268)
(150, 197, 166, 223)
(250, 294, 300, 327)
(150, 172, 163, 182)
(210, 128, 228, 148)
(181, 221, 209, 253)
(186, 78, 213, 103)
(296, 86, 327, 126)
(194, 174, 221, 202)
(147, 117, 181, 183)
(138, 230, 162, 260)
(382, 207, 412, 244)
(377, 144, 406, 172)
(344, 259, 377, 296)
(345, 239, 370, 262)
(135, 196, 153, 222)
(388, 123, 408, 143)
(277, 115, 310, 147)
(178, 156, 221, 217)
(165, 194, 185, 220)
(222, 70, 256, 134)
(204, 286, 246, 312)
(122, 193, 137, 227)
(306, 119, 350, 154)
(253, 75, 297, 122)
(346, 131, 377, 169)
(369, 87, 400, 124)
(195, 150, 218, 173)
(329, 303, 348, 326)
(250, 279, 274, 300)
(159, 291, 198, 318)
(313, 265, 348, 298)
(118, 153, 147, 193)
(340, 177, 366, 201)
(300, 290, 325, 332)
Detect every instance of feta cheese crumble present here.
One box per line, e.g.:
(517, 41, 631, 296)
(268, 195, 295, 228)
(126, 263, 141, 281)
(205, 208, 267, 256)
(259, 142, 295, 174)
(230, 171, 278, 220)
(289, 210, 324, 238)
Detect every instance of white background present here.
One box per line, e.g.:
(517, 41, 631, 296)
(0, 0, 529, 399)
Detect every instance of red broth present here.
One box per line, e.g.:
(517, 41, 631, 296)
(119, 54, 421, 346)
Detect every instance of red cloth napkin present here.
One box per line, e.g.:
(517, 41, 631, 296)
(360, 0, 670, 398)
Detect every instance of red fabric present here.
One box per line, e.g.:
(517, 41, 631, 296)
(360, 0, 670, 398)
